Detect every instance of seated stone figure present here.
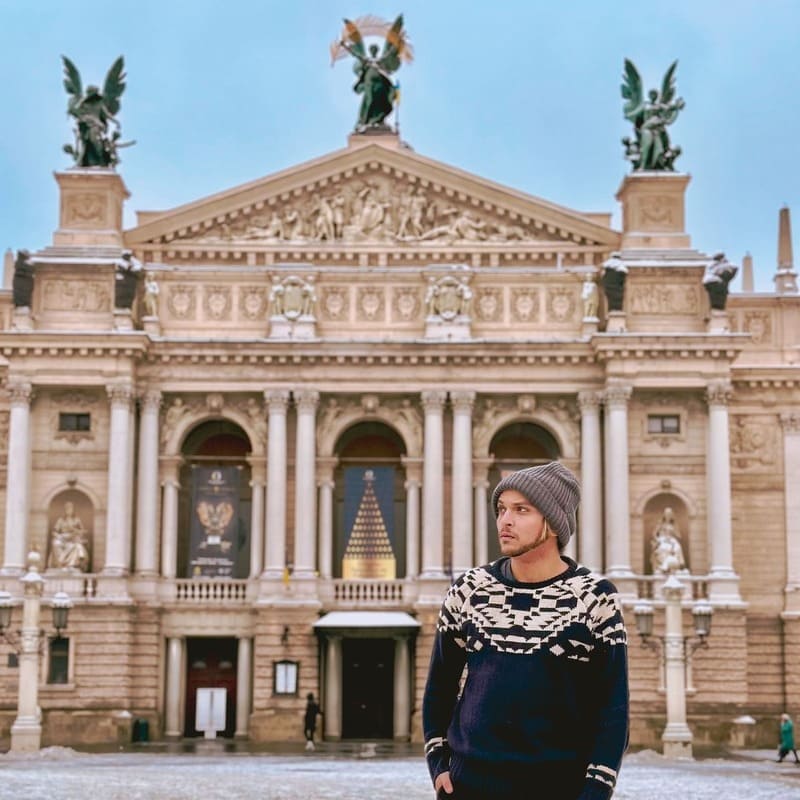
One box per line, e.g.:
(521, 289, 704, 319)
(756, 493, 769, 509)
(48, 501, 90, 572)
(650, 507, 687, 575)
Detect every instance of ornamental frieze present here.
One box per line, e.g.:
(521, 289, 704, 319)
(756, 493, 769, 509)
(167, 284, 196, 319)
(238, 286, 268, 320)
(629, 284, 700, 314)
(320, 286, 350, 321)
(474, 288, 502, 322)
(546, 287, 578, 322)
(65, 192, 106, 224)
(510, 289, 539, 322)
(392, 287, 421, 322)
(204, 285, 232, 320)
(41, 279, 110, 312)
(165, 174, 574, 247)
(740, 311, 772, 344)
(357, 286, 385, 321)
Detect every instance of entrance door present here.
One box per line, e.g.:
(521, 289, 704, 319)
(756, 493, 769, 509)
(341, 638, 394, 739)
(184, 637, 237, 737)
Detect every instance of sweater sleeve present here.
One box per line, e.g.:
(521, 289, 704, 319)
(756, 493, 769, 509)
(422, 583, 468, 786)
(579, 584, 629, 800)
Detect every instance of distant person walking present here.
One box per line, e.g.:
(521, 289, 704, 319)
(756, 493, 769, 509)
(777, 712, 800, 763)
(304, 692, 322, 751)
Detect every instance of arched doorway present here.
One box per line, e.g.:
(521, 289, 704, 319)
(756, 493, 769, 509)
(333, 422, 407, 578)
(177, 420, 253, 579)
(486, 422, 561, 562)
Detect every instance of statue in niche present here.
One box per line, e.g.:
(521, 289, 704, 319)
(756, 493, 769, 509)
(143, 271, 159, 317)
(48, 501, 90, 572)
(621, 59, 685, 171)
(650, 507, 687, 575)
(600, 252, 628, 312)
(62, 55, 135, 168)
(702, 252, 738, 310)
(582, 279, 599, 319)
(332, 15, 412, 132)
(12, 249, 34, 308)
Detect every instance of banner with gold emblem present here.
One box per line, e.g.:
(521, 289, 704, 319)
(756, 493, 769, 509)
(189, 466, 242, 577)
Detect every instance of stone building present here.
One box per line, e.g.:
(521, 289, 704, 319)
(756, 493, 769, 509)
(0, 128, 798, 750)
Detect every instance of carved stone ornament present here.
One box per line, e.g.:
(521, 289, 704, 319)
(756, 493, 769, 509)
(238, 397, 267, 445)
(510, 289, 539, 322)
(203, 286, 232, 320)
(269, 274, 316, 320)
(206, 393, 225, 413)
(167, 285, 197, 319)
(321, 286, 350, 321)
(425, 275, 472, 321)
(604, 383, 632, 407)
(357, 287, 385, 321)
(392, 287, 421, 322)
(629, 285, 700, 315)
(107, 383, 134, 407)
(705, 380, 732, 407)
(0, 411, 9, 449)
(730, 416, 776, 471)
(546, 287, 577, 322)
(475, 288, 502, 322)
(66, 193, 106, 225)
(42, 279, 110, 313)
(7, 380, 33, 405)
(161, 396, 193, 446)
(741, 311, 772, 344)
(239, 286, 267, 320)
(780, 412, 800, 434)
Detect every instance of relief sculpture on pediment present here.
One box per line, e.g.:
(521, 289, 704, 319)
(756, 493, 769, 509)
(169, 173, 567, 247)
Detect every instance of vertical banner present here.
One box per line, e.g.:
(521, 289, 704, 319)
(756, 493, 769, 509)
(189, 466, 241, 577)
(342, 466, 396, 579)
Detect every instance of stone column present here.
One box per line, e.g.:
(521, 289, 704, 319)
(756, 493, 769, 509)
(450, 391, 475, 577)
(324, 635, 342, 740)
(705, 380, 740, 603)
(9, 554, 44, 752)
(578, 391, 603, 572)
(262, 390, 289, 579)
(603, 383, 634, 588)
(420, 391, 447, 579)
(234, 637, 252, 738)
(164, 636, 184, 738)
(293, 390, 319, 580)
(782, 413, 800, 613)
(103, 382, 135, 575)
(401, 457, 422, 579)
(661, 575, 693, 758)
(247, 458, 265, 579)
(393, 635, 411, 740)
(473, 458, 492, 567)
(135, 389, 161, 575)
(317, 458, 337, 580)
(159, 456, 183, 578)
(1, 380, 33, 575)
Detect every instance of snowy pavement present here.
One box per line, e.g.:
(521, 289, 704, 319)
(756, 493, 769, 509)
(0, 746, 799, 799)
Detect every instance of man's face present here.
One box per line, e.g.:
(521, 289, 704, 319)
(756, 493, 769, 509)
(496, 489, 547, 557)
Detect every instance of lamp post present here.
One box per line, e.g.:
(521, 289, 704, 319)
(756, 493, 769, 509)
(0, 550, 72, 752)
(634, 573, 713, 759)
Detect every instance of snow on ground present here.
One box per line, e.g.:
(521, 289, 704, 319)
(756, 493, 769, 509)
(0, 747, 798, 799)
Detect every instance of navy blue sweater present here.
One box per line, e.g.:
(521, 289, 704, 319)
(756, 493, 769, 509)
(422, 558, 629, 799)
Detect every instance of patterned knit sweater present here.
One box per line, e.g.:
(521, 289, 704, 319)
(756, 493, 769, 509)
(422, 557, 629, 799)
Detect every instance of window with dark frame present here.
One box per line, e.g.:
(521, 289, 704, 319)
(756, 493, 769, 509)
(273, 659, 299, 695)
(59, 413, 91, 432)
(47, 637, 70, 684)
(647, 414, 681, 435)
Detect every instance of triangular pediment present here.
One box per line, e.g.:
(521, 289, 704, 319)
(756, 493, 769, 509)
(124, 138, 620, 258)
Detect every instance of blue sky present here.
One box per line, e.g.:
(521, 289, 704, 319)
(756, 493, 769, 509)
(1, 0, 798, 291)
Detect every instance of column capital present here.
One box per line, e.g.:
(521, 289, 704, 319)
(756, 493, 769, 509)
(401, 455, 423, 484)
(780, 412, 800, 434)
(6, 379, 33, 405)
(107, 382, 135, 406)
(264, 389, 290, 411)
(706, 379, 733, 407)
(450, 390, 476, 412)
(159, 454, 184, 483)
(603, 382, 632, 408)
(578, 390, 603, 412)
(294, 389, 319, 411)
(139, 388, 163, 411)
(317, 456, 338, 484)
(472, 456, 494, 481)
(421, 390, 447, 410)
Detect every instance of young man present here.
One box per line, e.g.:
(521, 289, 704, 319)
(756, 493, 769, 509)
(423, 461, 629, 799)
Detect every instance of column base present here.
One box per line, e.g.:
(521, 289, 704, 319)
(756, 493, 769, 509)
(10, 717, 42, 752)
(415, 575, 451, 606)
(707, 571, 743, 605)
(662, 736, 693, 760)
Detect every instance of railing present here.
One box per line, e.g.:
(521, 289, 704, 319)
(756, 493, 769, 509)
(326, 579, 410, 607)
(169, 579, 250, 604)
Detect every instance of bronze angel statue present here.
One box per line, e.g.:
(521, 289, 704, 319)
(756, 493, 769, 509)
(621, 59, 685, 171)
(331, 15, 413, 132)
(62, 55, 135, 168)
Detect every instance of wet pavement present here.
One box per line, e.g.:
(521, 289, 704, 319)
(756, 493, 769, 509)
(0, 743, 798, 799)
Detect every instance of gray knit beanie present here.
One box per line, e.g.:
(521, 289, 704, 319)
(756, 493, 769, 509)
(491, 461, 581, 549)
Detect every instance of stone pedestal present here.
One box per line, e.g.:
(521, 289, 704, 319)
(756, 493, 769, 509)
(142, 316, 161, 335)
(605, 310, 627, 333)
(113, 309, 134, 331)
(53, 168, 130, 248)
(11, 308, 33, 330)
(616, 172, 691, 251)
(706, 308, 730, 333)
(425, 316, 471, 340)
(581, 317, 599, 337)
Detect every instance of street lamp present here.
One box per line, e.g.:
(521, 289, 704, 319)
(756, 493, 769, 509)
(633, 574, 713, 759)
(0, 550, 72, 752)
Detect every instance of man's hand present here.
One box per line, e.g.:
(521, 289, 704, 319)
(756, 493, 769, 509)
(434, 771, 454, 796)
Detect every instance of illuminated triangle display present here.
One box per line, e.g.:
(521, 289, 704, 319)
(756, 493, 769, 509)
(342, 469, 396, 579)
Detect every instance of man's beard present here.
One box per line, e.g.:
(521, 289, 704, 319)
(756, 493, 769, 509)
(501, 521, 552, 558)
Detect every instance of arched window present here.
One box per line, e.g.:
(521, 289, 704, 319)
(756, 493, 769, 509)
(177, 420, 252, 579)
(333, 422, 407, 579)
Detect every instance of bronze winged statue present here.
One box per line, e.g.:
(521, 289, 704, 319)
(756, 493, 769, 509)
(331, 14, 412, 132)
(62, 55, 135, 168)
(621, 59, 685, 171)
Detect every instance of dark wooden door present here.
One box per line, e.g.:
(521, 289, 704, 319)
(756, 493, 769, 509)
(341, 638, 394, 739)
(184, 637, 238, 737)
